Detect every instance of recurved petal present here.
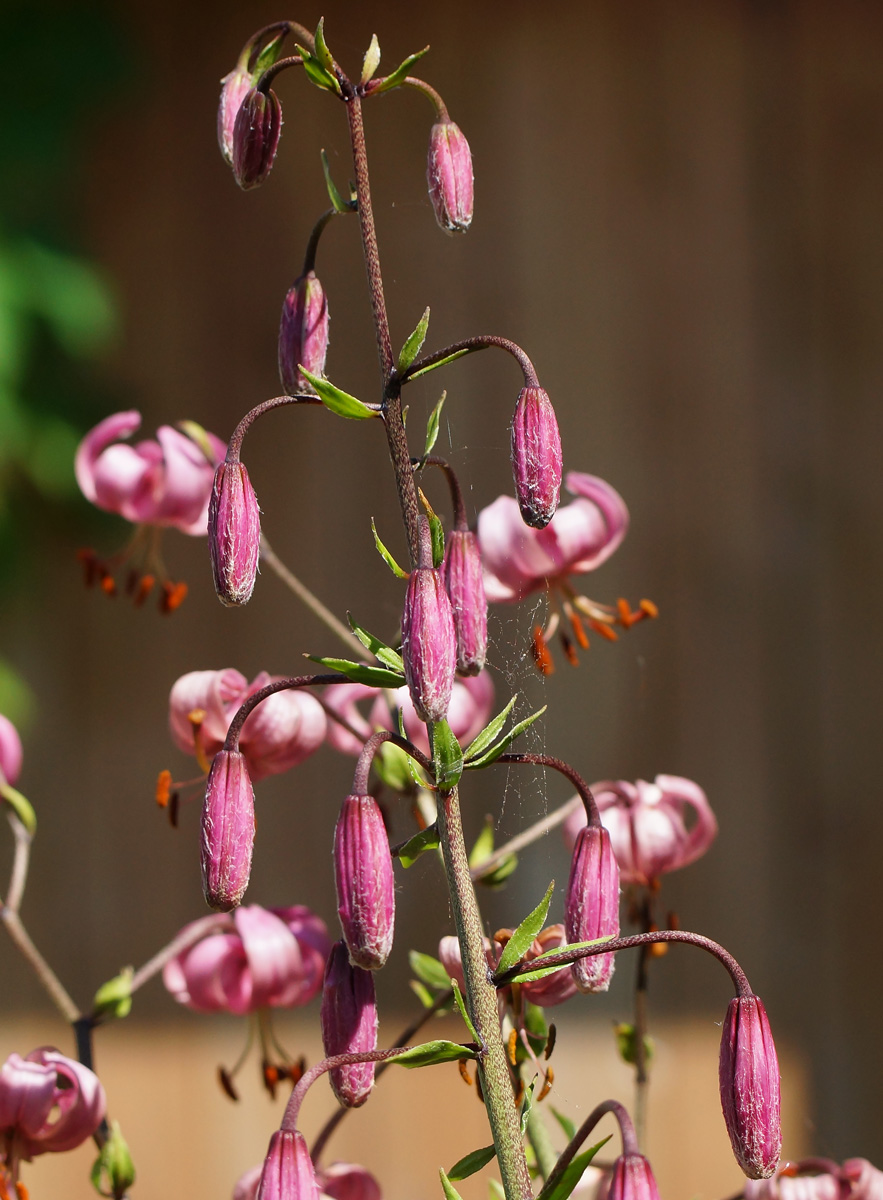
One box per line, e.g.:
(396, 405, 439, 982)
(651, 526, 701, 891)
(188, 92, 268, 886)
(74, 410, 144, 504)
(22, 1049, 106, 1155)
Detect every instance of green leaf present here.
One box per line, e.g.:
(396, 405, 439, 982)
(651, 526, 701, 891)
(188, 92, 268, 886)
(468, 816, 495, 868)
(477, 855, 519, 889)
(321, 149, 350, 214)
(424, 390, 446, 457)
(429, 512, 445, 567)
(371, 518, 409, 579)
(306, 656, 405, 688)
(432, 719, 463, 791)
(91, 1120, 136, 1197)
(93, 968, 133, 1020)
(410, 979, 436, 1008)
(313, 18, 335, 72)
(520, 1075, 538, 1136)
(409, 949, 451, 990)
(496, 881, 555, 976)
(406, 346, 475, 381)
(361, 34, 381, 83)
(299, 366, 376, 419)
(504, 935, 614, 984)
(440, 1168, 466, 1200)
(375, 45, 430, 93)
(347, 613, 405, 672)
(463, 697, 517, 763)
(387, 1039, 476, 1069)
(614, 1022, 655, 1067)
(448, 1145, 497, 1181)
(374, 742, 414, 792)
(253, 32, 287, 77)
(542, 1138, 611, 1200)
(451, 980, 480, 1043)
(398, 307, 431, 374)
(294, 44, 341, 93)
(397, 824, 441, 868)
(0, 783, 36, 835)
(465, 706, 548, 769)
(550, 1107, 577, 1142)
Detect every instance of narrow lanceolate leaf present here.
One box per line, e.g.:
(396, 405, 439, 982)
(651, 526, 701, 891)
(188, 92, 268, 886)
(397, 825, 441, 868)
(477, 854, 519, 889)
(398, 307, 431, 374)
(387, 1039, 476, 1068)
(496, 880, 555, 976)
(361, 33, 381, 83)
(520, 1076, 538, 1136)
(465, 705, 548, 769)
(541, 1139, 611, 1200)
(347, 613, 405, 672)
(410, 979, 436, 1008)
(294, 44, 341, 93)
(448, 1146, 497, 1182)
(504, 936, 615, 984)
(409, 949, 451, 990)
(463, 697, 517, 763)
(451, 980, 479, 1043)
(468, 816, 495, 868)
(321, 149, 350, 213)
(440, 1169, 466, 1200)
(313, 18, 335, 72)
(299, 366, 376, 418)
(406, 346, 473, 381)
(550, 1108, 577, 1142)
(371, 518, 410, 579)
(375, 46, 430, 93)
(306, 655, 404, 689)
(0, 784, 36, 835)
(432, 719, 463, 791)
(429, 512, 445, 567)
(424, 390, 446, 456)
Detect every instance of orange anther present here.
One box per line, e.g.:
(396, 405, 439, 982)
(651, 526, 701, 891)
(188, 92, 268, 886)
(650, 942, 668, 958)
(617, 597, 631, 622)
(160, 581, 188, 613)
(537, 1068, 554, 1101)
(133, 574, 155, 607)
(590, 620, 619, 642)
(16, 1183, 29, 1200)
(513, 1077, 524, 1107)
(188, 709, 207, 731)
(569, 609, 590, 650)
(639, 598, 659, 619)
(458, 1059, 473, 1086)
(531, 625, 555, 676)
(544, 1023, 557, 1060)
(507, 1029, 519, 1066)
(217, 1066, 239, 1101)
(155, 769, 172, 808)
(100, 573, 117, 596)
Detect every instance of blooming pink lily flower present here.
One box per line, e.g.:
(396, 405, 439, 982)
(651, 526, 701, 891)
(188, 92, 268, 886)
(323, 671, 495, 759)
(439, 924, 577, 1008)
(0, 1048, 106, 1167)
(169, 668, 326, 781)
(163, 904, 331, 1014)
(563, 775, 718, 886)
(234, 1159, 382, 1200)
(0, 714, 23, 786)
(745, 1158, 883, 1200)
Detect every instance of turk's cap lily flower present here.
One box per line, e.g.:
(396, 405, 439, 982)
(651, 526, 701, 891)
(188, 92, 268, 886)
(510, 386, 563, 530)
(234, 1159, 382, 1200)
(427, 120, 473, 234)
(76, 410, 225, 535)
(564, 824, 621, 994)
(279, 271, 330, 396)
(745, 1159, 883, 1200)
(169, 668, 326, 782)
(163, 904, 331, 1014)
(218, 64, 254, 165)
(334, 795, 395, 970)
(0, 1048, 106, 1160)
(0, 714, 23, 786)
(563, 775, 718, 885)
(323, 671, 495, 760)
(208, 460, 262, 607)
(719, 994, 782, 1179)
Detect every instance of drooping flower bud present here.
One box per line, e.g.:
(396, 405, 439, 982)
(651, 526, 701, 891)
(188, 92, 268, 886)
(318, 1162, 383, 1200)
(279, 271, 330, 395)
(426, 121, 473, 234)
(0, 713, 23, 785)
(232, 87, 282, 190)
(200, 750, 255, 912)
(564, 824, 620, 993)
(321, 941, 379, 1108)
(218, 65, 253, 165)
(604, 1154, 661, 1200)
(255, 1130, 321, 1200)
(719, 994, 782, 1179)
(208, 461, 261, 606)
(443, 530, 487, 677)
(511, 386, 563, 529)
(401, 566, 456, 724)
(333, 795, 395, 970)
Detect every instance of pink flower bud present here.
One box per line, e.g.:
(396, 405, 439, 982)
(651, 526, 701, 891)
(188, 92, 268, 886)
(200, 750, 255, 912)
(0, 713, 23, 786)
(318, 1163, 383, 1200)
(255, 1130, 321, 1200)
(564, 824, 620, 993)
(511, 386, 563, 529)
(218, 65, 253, 165)
(603, 1155, 661, 1200)
(321, 941, 379, 1108)
(0, 1048, 106, 1159)
(401, 567, 456, 724)
(333, 795, 395, 970)
(427, 121, 473, 234)
(719, 994, 781, 1179)
(279, 272, 330, 395)
(443, 530, 488, 676)
(208, 461, 261, 606)
(232, 87, 282, 190)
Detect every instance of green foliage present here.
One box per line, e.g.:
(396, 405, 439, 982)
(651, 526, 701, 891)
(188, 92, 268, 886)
(386, 1039, 476, 1068)
(92, 968, 134, 1020)
(398, 307, 431, 374)
(305, 655, 405, 689)
(495, 881, 555, 976)
(448, 1146, 497, 1181)
(424, 390, 446, 457)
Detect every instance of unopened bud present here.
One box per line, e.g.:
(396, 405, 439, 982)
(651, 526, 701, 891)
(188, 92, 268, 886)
(278, 272, 330, 395)
(218, 66, 253, 165)
(605, 1154, 661, 1200)
(719, 994, 782, 1179)
(443, 530, 487, 677)
(321, 941, 379, 1108)
(427, 120, 474, 234)
(208, 461, 261, 606)
(232, 87, 282, 190)
(318, 1162, 382, 1200)
(511, 386, 563, 529)
(334, 794, 395, 970)
(200, 750, 255, 912)
(256, 1130, 321, 1200)
(564, 824, 620, 993)
(402, 567, 456, 723)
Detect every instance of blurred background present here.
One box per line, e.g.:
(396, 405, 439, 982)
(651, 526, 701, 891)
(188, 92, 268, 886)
(1, 0, 881, 1196)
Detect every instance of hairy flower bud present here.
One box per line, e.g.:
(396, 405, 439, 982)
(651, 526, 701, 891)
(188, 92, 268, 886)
(279, 271, 330, 395)
(208, 461, 261, 606)
(255, 1130, 321, 1200)
(218, 65, 253, 165)
(426, 120, 473, 234)
(605, 1154, 661, 1200)
(333, 794, 395, 970)
(564, 824, 620, 993)
(511, 386, 563, 529)
(200, 750, 255, 912)
(232, 87, 282, 190)
(321, 941, 379, 1108)
(719, 994, 782, 1179)
(443, 530, 488, 676)
(401, 567, 456, 724)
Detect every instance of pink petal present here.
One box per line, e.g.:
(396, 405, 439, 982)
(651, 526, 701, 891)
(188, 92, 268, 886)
(152, 426, 218, 535)
(168, 669, 248, 757)
(0, 713, 23, 785)
(165, 933, 252, 1013)
(323, 684, 379, 756)
(561, 472, 630, 572)
(21, 1049, 105, 1155)
(239, 679, 327, 781)
(0, 1053, 56, 1137)
(478, 495, 562, 603)
(654, 774, 718, 871)
(74, 410, 144, 504)
(235, 906, 305, 1008)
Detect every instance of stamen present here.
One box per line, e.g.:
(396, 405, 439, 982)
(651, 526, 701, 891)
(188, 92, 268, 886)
(262, 1061, 280, 1099)
(100, 573, 117, 597)
(507, 1028, 519, 1066)
(217, 1065, 240, 1101)
(531, 626, 555, 676)
(133, 574, 156, 607)
(513, 1077, 524, 1107)
(160, 580, 188, 613)
(558, 627, 579, 668)
(168, 792, 180, 828)
(544, 1023, 557, 1060)
(563, 600, 590, 650)
(589, 619, 618, 642)
(537, 1067, 554, 1101)
(639, 598, 659, 619)
(458, 1059, 473, 1086)
(77, 549, 100, 587)
(155, 770, 172, 808)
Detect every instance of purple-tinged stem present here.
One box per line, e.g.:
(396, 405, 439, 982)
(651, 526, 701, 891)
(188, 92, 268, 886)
(353, 730, 432, 794)
(302, 208, 338, 275)
(281, 1047, 427, 1132)
(401, 76, 450, 119)
(126, 913, 234, 1000)
(401, 335, 539, 387)
(227, 395, 324, 462)
(257, 55, 306, 92)
(537, 1099, 637, 1200)
(418, 456, 468, 529)
(223, 674, 352, 750)
(495, 753, 600, 825)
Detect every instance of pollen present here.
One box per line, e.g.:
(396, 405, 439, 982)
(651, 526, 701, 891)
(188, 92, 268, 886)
(155, 769, 173, 807)
(531, 625, 555, 675)
(537, 1068, 554, 1101)
(507, 1028, 519, 1066)
(458, 1058, 473, 1086)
